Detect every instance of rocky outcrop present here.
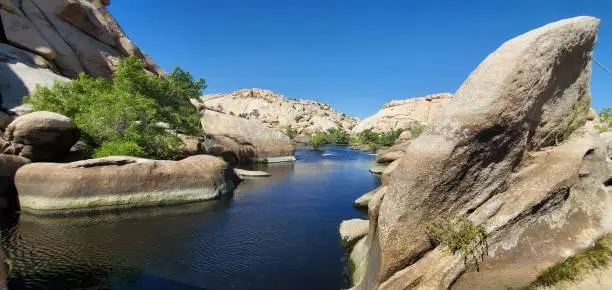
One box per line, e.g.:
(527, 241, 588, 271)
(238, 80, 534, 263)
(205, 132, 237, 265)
(200, 109, 295, 163)
(0, 111, 80, 161)
(0, 0, 161, 108)
(15, 155, 240, 214)
(0, 154, 30, 210)
(340, 219, 369, 248)
(349, 17, 607, 290)
(352, 93, 452, 134)
(195, 89, 358, 135)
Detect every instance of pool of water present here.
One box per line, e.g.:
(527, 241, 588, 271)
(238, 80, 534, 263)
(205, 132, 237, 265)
(0, 146, 378, 290)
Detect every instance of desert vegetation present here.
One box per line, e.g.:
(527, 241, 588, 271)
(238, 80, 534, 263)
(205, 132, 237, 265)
(25, 57, 205, 159)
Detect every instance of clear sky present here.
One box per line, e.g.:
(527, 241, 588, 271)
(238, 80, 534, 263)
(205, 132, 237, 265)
(109, 0, 612, 119)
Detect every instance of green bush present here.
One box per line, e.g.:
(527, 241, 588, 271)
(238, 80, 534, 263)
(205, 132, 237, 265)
(350, 123, 425, 151)
(94, 140, 145, 158)
(309, 132, 328, 148)
(283, 125, 298, 139)
(308, 128, 350, 148)
(25, 57, 205, 159)
(598, 108, 612, 133)
(325, 128, 350, 144)
(426, 215, 488, 271)
(521, 234, 612, 289)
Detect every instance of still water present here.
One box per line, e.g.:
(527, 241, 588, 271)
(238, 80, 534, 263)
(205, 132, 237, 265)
(1, 146, 378, 290)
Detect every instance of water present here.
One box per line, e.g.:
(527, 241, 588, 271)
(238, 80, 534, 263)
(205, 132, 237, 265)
(0, 146, 379, 290)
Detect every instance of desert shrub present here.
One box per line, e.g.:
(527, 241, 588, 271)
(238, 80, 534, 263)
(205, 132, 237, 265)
(520, 234, 612, 289)
(308, 128, 350, 148)
(25, 57, 205, 159)
(93, 140, 145, 158)
(426, 215, 488, 271)
(309, 132, 327, 148)
(283, 125, 298, 139)
(597, 108, 612, 132)
(325, 128, 350, 144)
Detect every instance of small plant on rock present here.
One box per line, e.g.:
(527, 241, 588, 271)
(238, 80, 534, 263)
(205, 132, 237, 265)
(426, 214, 488, 271)
(283, 125, 298, 139)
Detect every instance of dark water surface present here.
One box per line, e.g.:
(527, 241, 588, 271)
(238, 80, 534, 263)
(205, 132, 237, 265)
(1, 146, 378, 290)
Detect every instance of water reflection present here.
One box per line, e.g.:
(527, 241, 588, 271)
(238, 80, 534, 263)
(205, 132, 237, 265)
(0, 241, 6, 290)
(1, 146, 378, 289)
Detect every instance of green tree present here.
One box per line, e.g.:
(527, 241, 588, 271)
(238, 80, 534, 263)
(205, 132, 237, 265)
(283, 125, 298, 139)
(25, 57, 205, 159)
(309, 132, 327, 148)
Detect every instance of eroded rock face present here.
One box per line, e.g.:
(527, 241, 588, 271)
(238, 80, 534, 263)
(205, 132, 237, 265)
(15, 155, 240, 214)
(1, 111, 80, 161)
(351, 17, 604, 289)
(195, 89, 358, 135)
(201, 109, 295, 163)
(0, 0, 162, 106)
(352, 93, 452, 134)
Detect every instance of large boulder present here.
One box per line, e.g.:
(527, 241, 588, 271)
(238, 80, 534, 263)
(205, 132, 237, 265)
(201, 109, 295, 163)
(15, 155, 240, 214)
(352, 17, 605, 289)
(0, 154, 30, 210)
(339, 219, 369, 248)
(2, 111, 80, 161)
(0, 56, 68, 109)
(195, 88, 358, 135)
(352, 93, 452, 134)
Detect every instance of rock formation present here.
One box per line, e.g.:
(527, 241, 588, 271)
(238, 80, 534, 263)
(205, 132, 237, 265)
(200, 109, 296, 163)
(15, 155, 240, 214)
(0, 0, 162, 109)
(195, 88, 358, 135)
(352, 93, 452, 134)
(339, 219, 369, 248)
(347, 16, 610, 290)
(0, 153, 29, 210)
(0, 111, 80, 161)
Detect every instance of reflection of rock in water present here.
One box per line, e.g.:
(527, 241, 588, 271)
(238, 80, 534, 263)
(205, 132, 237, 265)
(0, 200, 231, 289)
(0, 241, 6, 290)
(235, 162, 295, 194)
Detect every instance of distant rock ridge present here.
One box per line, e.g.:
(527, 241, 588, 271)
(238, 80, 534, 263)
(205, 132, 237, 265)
(196, 88, 358, 135)
(352, 92, 452, 133)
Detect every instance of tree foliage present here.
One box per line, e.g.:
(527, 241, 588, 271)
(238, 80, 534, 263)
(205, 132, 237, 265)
(25, 57, 205, 159)
(308, 128, 350, 148)
(598, 108, 612, 133)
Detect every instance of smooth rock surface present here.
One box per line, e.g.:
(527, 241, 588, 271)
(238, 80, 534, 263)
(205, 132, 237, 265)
(352, 17, 604, 290)
(234, 168, 271, 177)
(339, 219, 369, 248)
(0, 60, 68, 109)
(0, 154, 30, 210)
(2, 111, 80, 161)
(201, 109, 295, 162)
(0, 9, 56, 60)
(15, 155, 240, 214)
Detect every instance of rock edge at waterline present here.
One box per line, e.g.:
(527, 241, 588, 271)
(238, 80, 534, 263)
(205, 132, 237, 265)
(15, 155, 241, 214)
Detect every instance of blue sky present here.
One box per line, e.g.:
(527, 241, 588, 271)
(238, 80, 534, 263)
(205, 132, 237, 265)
(109, 0, 612, 119)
